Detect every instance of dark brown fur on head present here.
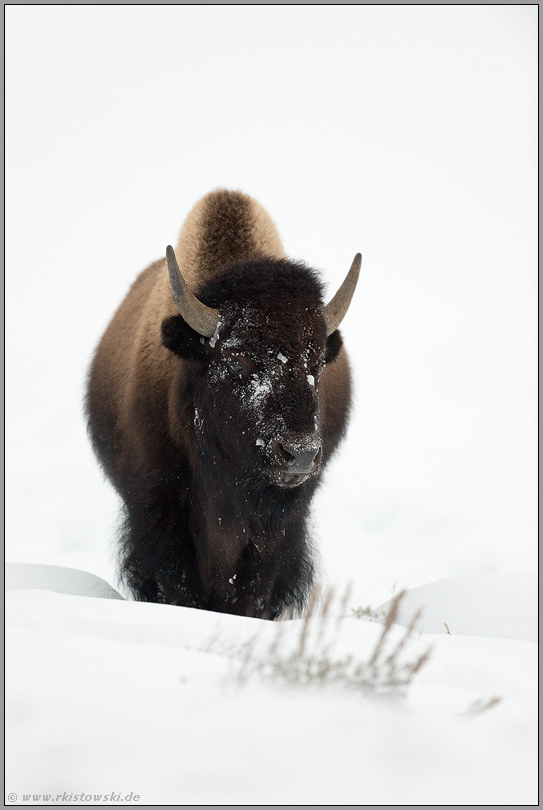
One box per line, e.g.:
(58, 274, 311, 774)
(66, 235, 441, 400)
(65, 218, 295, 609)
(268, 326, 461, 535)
(161, 257, 345, 489)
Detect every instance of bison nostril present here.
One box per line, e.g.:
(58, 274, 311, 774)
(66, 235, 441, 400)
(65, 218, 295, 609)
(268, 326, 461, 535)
(282, 444, 319, 464)
(278, 443, 321, 472)
(277, 443, 296, 463)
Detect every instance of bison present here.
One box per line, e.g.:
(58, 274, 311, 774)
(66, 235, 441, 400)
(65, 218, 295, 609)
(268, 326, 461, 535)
(86, 189, 360, 619)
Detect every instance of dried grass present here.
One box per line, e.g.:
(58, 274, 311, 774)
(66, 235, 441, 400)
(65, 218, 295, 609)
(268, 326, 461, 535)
(218, 588, 433, 696)
(457, 696, 503, 717)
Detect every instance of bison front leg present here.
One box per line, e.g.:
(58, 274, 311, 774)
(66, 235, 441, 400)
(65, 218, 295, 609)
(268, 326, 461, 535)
(221, 531, 315, 620)
(118, 485, 206, 608)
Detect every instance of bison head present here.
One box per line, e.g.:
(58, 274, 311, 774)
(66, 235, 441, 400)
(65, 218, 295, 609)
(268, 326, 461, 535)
(162, 248, 360, 490)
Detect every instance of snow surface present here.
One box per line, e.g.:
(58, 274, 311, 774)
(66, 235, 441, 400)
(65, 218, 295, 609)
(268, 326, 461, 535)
(6, 576, 537, 805)
(6, 5, 537, 806)
(6, 563, 124, 601)
(375, 572, 537, 642)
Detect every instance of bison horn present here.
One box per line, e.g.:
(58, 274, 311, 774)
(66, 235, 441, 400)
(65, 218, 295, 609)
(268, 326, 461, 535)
(322, 253, 361, 336)
(166, 245, 221, 338)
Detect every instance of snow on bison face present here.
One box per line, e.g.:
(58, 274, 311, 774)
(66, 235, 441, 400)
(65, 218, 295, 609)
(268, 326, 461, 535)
(161, 250, 358, 489)
(205, 304, 328, 488)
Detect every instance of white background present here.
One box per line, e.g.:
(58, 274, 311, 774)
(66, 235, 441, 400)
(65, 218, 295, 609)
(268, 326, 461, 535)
(6, 6, 537, 607)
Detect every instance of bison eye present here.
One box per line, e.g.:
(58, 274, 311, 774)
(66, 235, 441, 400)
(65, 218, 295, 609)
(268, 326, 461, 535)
(228, 359, 245, 375)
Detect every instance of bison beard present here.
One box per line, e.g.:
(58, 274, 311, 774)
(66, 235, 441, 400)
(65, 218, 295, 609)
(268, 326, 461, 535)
(86, 190, 358, 619)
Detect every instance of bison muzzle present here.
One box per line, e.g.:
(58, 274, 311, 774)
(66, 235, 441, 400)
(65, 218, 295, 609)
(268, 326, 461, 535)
(86, 189, 360, 619)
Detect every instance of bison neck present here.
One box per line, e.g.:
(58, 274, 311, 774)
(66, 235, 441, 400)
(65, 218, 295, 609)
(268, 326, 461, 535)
(189, 461, 317, 619)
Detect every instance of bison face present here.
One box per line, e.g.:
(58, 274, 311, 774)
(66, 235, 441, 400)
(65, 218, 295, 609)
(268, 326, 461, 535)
(208, 306, 330, 488)
(161, 254, 354, 489)
(162, 298, 343, 490)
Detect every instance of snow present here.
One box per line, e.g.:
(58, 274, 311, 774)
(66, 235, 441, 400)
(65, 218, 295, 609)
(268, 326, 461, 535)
(6, 5, 536, 806)
(247, 374, 273, 409)
(6, 574, 537, 805)
(375, 571, 537, 642)
(208, 319, 222, 349)
(5, 563, 124, 601)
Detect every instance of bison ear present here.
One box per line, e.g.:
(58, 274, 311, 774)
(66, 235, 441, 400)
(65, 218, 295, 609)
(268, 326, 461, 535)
(161, 315, 211, 362)
(324, 329, 343, 365)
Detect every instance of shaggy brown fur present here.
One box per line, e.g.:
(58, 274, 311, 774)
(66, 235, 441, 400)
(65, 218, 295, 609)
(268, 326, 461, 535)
(86, 190, 354, 618)
(176, 189, 286, 287)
